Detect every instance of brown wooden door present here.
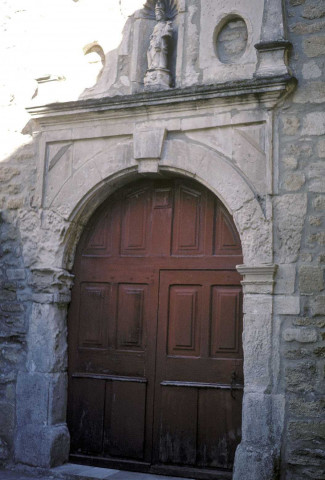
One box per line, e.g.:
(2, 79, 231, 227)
(67, 178, 243, 478)
(153, 270, 243, 475)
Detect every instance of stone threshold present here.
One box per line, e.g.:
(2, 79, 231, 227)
(1, 464, 196, 480)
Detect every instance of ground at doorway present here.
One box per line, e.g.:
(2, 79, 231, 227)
(0, 464, 196, 480)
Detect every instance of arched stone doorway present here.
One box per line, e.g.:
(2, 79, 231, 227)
(67, 177, 244, 478)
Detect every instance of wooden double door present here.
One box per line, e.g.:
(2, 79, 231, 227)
(67, 179, 244, 478)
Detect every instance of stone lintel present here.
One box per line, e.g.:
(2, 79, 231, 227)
(237, 264, 278, 294)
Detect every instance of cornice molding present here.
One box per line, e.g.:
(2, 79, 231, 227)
(26, 75, 296, 126)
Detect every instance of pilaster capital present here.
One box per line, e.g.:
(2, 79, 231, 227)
(236, 264, 278, 294)
(29, 267, 74, 303)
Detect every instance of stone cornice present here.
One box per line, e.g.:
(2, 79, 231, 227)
(26, 75, 296, 126)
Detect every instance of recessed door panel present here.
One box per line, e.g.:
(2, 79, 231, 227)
(168, 286, 201, 357)
(121, 188, 150, 255)
(116, 284, 147, 351)
(210, 286, 242, 356)
(78, 283, 110, 350)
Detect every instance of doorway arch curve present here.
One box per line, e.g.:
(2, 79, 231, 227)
(57, 136, 272, 270)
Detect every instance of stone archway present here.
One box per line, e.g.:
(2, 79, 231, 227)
(15, 135, 280, 479)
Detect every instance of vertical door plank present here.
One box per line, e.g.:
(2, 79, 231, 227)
(69, 378, 105, 455)
(158, 386, 198, 465)
(104, 381, 147, 460)
(197, 388, 243, 469)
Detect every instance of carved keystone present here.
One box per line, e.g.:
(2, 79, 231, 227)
(134, 128, 167, 173)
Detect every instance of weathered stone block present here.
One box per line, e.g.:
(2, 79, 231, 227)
(0, 303, 24, 313)
(233, 444, 279, 480)
(288, 420, 325, 443)
(283, 327, 318, 343)
(285, 362, 316, 392)
(241, 393, 273, 446)
(302, 2, 325, 20)
(310, 296, 325, 316)
(16, 372, 49, 426)
(48, 373, 68, 426)
(15, 424, 69, 468)
(243, 295, 272, 315)
(309, 216, 322, 227)
(275, 296, 300, 315)
(317, 138, 325, 158)
(274, 194, 307, 263)
(285, 347, 312, 360)
(242, 312, 272, 389)
(299, 266, 324, 294)
(303, 35, 325, 58)
(0, 167, 20, 183)
(282, 156, 298, 170)
(301, 112, 325, 135)
(27, 303, 67, 373)
(0, 402, 15, 441)
(302, 61, 322, 79)
(6, 269, 25, 281)
(291, 20, 325, 35)
(287, 445, 325, 467)
(288, 397, 324, 417)
(0, 290, 16, 302)
(275, 264, 296, 294)
(289, 0, 305, 6)
(7, 198, 24, 210)
(282, 116, 300, 135)
(1, 342, 25, 364)
(283, 172, 305, 191)
(0, 438, 9, 462)
(308, 162, 325, 192)
(293, 81, 325, 104)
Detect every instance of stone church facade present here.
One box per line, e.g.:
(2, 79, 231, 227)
(0, 1, 324, 479)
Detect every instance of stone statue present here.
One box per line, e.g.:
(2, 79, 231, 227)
(144, 1, 173, 90)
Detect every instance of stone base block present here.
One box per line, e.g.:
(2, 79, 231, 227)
(144, 68, 171, 91)
(15, 424, 69, 468)
(233, 444, 279, 480)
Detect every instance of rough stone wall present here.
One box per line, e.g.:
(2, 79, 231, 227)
(0, 0, 324, 477)
(277, 1, 325, 478)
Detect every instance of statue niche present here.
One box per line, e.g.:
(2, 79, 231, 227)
(144, 1, 174, 91)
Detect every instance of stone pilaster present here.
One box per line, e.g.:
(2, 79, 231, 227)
(15, 268, 74, 468)
(233, 264, 284, 480)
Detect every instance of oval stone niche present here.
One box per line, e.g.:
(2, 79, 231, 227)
(216, 15, 248, 64)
